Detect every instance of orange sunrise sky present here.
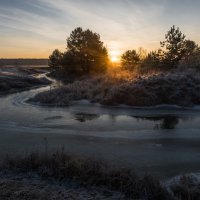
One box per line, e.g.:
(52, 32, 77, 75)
(0, 0, 200, 59)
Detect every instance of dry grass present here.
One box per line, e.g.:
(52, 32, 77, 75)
(169, 175, 200, 200)
(1, 149, 171, 200)
(0, 178, 123, 200)
(30, 68, 200, 107)
(1, 149, 199, 199)
(0, 74, 51, 95)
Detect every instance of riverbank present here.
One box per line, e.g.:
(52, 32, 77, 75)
(0, 172, 123, 200)
(1, 151, 200, 200)
(0, 74, 51, 96)
(29, 69, 200, 107)
(0, 151, 169, 200)
(0, 66, 51, 96)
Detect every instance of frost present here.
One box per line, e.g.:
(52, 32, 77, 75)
(30, 69, 200, 107)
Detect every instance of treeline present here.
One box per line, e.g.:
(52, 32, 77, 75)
(49, 25, 200, 76)
(0, 59, 48, 66)
(121, 25, 200, 73)
(49, 27, 109, 76)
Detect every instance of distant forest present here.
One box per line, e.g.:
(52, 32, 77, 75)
(0, 59, 48, 66)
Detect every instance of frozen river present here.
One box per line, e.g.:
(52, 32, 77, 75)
(0, 76, 200, 179)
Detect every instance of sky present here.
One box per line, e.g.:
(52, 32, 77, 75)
(0, 0, 200, 59)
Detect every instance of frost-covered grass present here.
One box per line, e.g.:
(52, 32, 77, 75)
(29, 68, 136, 106)
(1, 150, 170, 200)
(166, 173, 200, 200)
(30, 68, 200, 107)
(0, 65, 51, 95)
(0, 74, 51, 95)
(0, 173, 123, 200)
(1, 150, 200, 199)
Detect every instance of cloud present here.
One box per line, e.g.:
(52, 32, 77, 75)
(0, 0, 200, 58)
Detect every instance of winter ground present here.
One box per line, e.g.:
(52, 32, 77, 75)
(0, 152, 200, 200)
(0, 172, 123, 200)
(0, 66, 51, 96)
(30, 69, 200, 107)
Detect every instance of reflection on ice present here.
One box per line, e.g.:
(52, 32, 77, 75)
(44, 116, 63, 121)
(133, 115, 180, 129)
(73, 113, 100, 122)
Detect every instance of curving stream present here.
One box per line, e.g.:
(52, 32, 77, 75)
(0, 74, 200, 179)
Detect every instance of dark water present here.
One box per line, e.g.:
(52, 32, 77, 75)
(0, 77, 200, 179)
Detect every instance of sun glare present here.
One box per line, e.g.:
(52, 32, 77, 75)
(111, 55, 119, 63)
(109, 50, 121, 63)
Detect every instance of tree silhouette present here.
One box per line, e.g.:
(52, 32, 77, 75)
(179, 40, 200, 69)
(63, 27, 109, 75)
(141, 26, 199, 71)
(121, 50, 140, 70)
(138, 50, 163, 74)
(182, 40, 199, 58)
(137, 47, 147, 60)
(160, 25, 186, 68)
(48, 49, 63, 69)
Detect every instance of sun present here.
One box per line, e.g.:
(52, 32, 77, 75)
(109, 50, 121, 63)
(111, 55, 119, 63)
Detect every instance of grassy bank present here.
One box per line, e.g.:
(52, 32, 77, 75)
(1, 150, 170, 200)
(1, 150, 199, 199)
(29, 69, 200, 107)
(0, 74, 51, 96)
(0, 65, 52, 96)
